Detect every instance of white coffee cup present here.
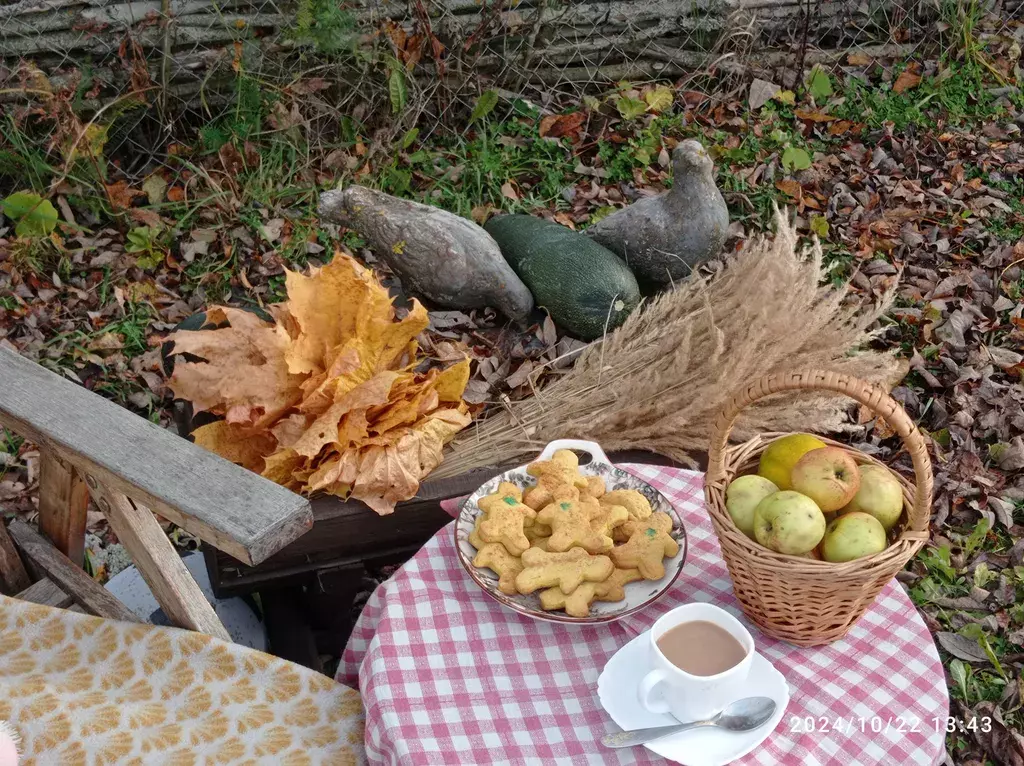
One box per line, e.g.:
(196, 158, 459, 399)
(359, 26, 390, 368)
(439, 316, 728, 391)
(637, 602, 755, 721)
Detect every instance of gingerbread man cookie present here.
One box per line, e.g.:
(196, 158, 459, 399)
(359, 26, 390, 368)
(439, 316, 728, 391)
(610, 511, 679, 580)
(473, 543, 525, 596)
(478, 485, 537, 556)
(581, 475, 606, 500)
(523, 450, 588, 510)
(515, 547, 613, 594)
(593, 568, 643, 602)
(537, 498, 614, 554)
(539, 583, 600, 617)
(590, 503, 628, 539)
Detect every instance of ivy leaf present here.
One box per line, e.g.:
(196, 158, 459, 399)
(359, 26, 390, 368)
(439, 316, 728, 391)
(781, 147, 812, 172)
(400, 128, 419, 149)
(388, 68, 407, 114)
(806, 66, 833, 101)
(616, 96, 646, 120)
(2, 191, 59, 238)
(809, 215, 829, 238)
(470, 90, 499, 123)
(643, 86, 674, 113)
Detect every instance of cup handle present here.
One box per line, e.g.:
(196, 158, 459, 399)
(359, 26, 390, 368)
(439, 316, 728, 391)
(536, 439, 612, 466)
(637, 669, 672, 715)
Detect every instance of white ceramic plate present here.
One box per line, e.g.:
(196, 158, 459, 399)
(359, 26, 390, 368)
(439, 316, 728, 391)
(455, 439, 687, 624)
(598, 631, 789, 765)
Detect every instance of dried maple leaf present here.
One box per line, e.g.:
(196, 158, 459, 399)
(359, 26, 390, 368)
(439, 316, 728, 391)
(166, 253, 472, 514)
(167, 307, 304, 427)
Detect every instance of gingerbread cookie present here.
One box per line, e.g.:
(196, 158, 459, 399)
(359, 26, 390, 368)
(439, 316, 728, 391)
(593, 568, 643, 602)
(539, 583, 600, 617)
(524, 522, 552, 541)
(590, 503, 628, 539)
(473, 543, 524, 596)
(537, 498, 614, 554)
(478, 487, 537, 556)
(468, 519, 486, 550)
(523, 450, 588, 509)
(515, 547, 614, 595)
(581, 475, 606, 500)
(610, 511, 679, 580)
(601, 489, 652, 521)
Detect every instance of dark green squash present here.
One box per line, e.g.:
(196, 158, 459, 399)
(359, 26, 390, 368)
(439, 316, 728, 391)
(484, 215, 640, 340)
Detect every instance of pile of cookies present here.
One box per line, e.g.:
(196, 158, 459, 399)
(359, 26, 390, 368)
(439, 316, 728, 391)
(467, 449, 680, 617)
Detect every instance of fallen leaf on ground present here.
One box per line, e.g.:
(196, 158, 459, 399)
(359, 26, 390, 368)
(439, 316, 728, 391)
(893, 69, 922, 94)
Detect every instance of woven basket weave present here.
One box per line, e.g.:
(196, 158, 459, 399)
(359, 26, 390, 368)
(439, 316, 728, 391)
(704, 370, 933, 647)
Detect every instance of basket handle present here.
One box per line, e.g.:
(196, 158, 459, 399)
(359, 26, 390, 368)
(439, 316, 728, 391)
(706, 370, 932, 539)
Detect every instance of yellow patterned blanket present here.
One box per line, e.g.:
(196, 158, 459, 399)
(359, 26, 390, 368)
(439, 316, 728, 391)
(0, 594, 365, 765)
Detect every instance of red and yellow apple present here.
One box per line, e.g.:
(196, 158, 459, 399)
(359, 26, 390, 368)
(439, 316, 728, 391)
(753, 490, 826, 555)
(790, 447, 861, 512)
(757, 433, 827, 490)
(839, 464, 904, 531)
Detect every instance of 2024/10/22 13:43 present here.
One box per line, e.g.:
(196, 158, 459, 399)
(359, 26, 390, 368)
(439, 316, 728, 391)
(788, 716, 993, 734)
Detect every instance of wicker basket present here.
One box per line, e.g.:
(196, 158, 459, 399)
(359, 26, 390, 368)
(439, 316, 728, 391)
(704, 370, 933, 647)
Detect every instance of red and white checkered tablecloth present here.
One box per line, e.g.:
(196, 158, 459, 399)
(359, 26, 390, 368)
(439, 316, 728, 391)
(338, 465, 949, 766)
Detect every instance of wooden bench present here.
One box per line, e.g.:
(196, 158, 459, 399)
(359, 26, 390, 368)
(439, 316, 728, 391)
(0, 346, 313, 639)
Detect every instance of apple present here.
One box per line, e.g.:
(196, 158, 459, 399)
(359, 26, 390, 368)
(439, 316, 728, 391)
(726, 475, 779, 538)
(790, 447, 861, 512)
(794, 545, 822, 560)
(757, 433, 827, 490)
(753, 491, 826, 555)
(839, 464, 904, 531)
(821, 512, 887, 563)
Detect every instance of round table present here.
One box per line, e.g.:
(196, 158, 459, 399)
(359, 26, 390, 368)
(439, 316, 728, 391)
(338, 465, 948, 765)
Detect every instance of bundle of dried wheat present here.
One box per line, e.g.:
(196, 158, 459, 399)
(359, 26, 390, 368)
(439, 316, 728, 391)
(435, 209, 905, 476)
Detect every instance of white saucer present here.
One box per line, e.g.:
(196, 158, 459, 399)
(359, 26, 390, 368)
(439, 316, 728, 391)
(597, 632, 789, 766)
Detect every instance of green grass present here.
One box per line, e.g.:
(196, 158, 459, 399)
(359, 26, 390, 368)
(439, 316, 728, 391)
(373, 118, 577, 216)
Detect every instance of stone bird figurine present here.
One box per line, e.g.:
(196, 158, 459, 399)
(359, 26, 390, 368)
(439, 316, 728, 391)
(585, 139, 730, 285)
(318, 186, 534, 320)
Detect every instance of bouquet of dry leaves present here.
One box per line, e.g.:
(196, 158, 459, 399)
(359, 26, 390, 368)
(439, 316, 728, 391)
(165, 253, 471, 514)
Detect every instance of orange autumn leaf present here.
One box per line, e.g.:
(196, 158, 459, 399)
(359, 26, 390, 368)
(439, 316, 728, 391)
(166, 307, 304, 428)
(165, 252, 472, 514)
(892, 69, 921, 94)
(190, 421, 277, 473)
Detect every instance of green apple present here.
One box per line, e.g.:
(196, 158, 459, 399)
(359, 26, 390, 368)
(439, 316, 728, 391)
(821, 512, 887, 563)
(726, 475, 779, 538)
(753, 491, 826, 555)
(790, 446, 861, 512)
(839, 464, 904, 531)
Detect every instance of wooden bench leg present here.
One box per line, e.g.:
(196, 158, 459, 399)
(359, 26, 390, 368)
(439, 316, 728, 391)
(38, 450, 89, 566)
(91, 481, 231, 641)
(0, 520, 31, 595)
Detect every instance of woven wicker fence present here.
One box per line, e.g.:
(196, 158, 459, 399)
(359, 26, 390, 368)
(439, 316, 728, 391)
(1, 0, 1021, 177)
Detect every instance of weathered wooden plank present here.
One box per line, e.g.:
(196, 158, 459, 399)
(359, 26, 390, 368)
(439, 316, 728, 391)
(0, 347, 312, 566)
(0, 521, 32, 595)
(16, 577, 75, 609)
(37, 450, 89, 566)
(93, 483, 230, 640)
(7, 520, 142, 622)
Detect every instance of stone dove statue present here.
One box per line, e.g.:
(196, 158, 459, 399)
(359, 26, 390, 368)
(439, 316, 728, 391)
(585, 139, 730, 285)
(318, 186, 534, 320)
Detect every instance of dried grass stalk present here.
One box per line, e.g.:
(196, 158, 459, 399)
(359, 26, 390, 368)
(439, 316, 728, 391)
(435, 209, 906, 477)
